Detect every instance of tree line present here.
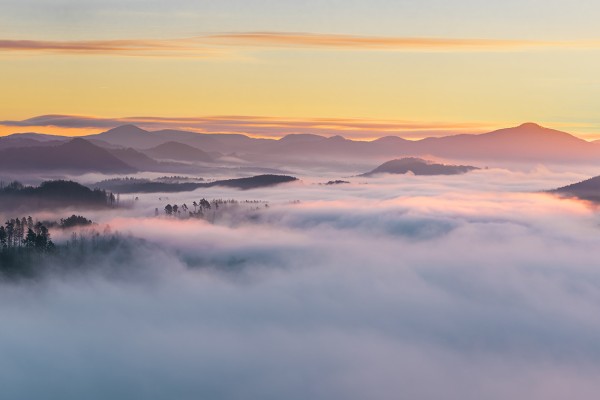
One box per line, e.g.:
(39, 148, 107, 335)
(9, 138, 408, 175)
(0, 180, 118, 209)
(0, 215, 94, 252)
(0, 217, 54, 252)
(159, 198, 269, 218)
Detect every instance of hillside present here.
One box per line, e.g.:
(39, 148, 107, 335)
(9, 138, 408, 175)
(143, 141, 215, 163)
(552, 176, 600, 202)
(95, 174, 298, 193)
(0, 180, 115, 210)
(362, 158, 479, 176)
(0, 138, 136, 174)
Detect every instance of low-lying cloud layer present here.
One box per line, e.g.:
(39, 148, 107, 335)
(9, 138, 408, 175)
(1, 171, 600, 399)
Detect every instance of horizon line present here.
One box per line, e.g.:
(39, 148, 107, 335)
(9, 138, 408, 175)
(1, 114, 598, 142)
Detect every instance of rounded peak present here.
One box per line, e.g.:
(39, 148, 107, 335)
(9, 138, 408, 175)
(374, 136, 407, 143)
(518, 122, 543, 129)
(278, 133, 325, 143)
(327, 135, 347, 142)
(66, 137, 93, 145)
(105, 124, 148, 134)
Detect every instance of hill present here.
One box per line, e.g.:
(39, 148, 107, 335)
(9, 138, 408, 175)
(552, 176, 600, 202)
(95, 174, 298, 193)
(362, 158, 479, 176)
(143, 141, 215, 163)
(0, 180, 115, 210)
(0, 138, 136, 174)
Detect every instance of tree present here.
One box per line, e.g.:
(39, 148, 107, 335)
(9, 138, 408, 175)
(35, 225, 51, 251)
(200, 198, 211, 210)
(20, 217, 27, 245)
(14, 218, 22, 247)
(5, 220, 14, 248)
(24, 228, 37, 248)
(60, 215, 92, 228)
(0, 226, 6, 248)
(34, 221, 43, 235)
(164, 204, 173, 215)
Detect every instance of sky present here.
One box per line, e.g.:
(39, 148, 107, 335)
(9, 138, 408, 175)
(2, 0, 600, 139)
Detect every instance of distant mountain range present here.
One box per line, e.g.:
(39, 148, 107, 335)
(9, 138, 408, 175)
(1, 122, 600, 174)
(361, 158, 479, 176)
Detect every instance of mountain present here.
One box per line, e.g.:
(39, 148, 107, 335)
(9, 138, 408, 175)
(143, 141, 215, 163)
(83, 125, 166, 148)
(3, 132, 69, 142)
(552, 176, 600, 202)
(412, 123, 596, 162)
(5, 122, 600, 168)
(278, 134, 328, 144)
(107, 148, 164, 171)
(0, 133, 68, 150)
(85, 125, 272, 154)
(0, 138, 136, 174)
(362, 158, 479, 176)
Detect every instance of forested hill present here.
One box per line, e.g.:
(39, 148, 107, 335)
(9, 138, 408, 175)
(96, 174, 298, 193)
(0, 180, 116, 210)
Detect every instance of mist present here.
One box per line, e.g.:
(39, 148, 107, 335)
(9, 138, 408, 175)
(1, 168, 600, 399)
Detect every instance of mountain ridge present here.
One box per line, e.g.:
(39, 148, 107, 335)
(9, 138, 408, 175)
(3, 122, 600, 166)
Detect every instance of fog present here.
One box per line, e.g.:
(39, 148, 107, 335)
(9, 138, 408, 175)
(2, 168, 600, 399)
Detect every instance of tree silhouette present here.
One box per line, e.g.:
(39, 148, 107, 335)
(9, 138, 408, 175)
(0, 226, 6, 248)
(24, 228, 37, 248)
(5, 220, 14, 247)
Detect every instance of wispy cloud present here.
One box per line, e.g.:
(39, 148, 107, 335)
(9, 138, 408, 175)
(0, 38, 223, 58)
(208, 32, 588, 51)
(0, 114, 496, 139)
(1, 32, 599, 58)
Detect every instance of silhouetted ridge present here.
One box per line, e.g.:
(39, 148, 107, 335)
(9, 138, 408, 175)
(95, 174, 298, 193)
(362, 157, 479, 176)
(552, 175, 600, 202)
(105, 124, 148, 135)
(144, 141, 214, 163)
(0, 180, 116, 210)
(0, 138, 136, 173)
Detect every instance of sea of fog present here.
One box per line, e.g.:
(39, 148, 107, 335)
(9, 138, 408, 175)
(2, 167, 600, 399)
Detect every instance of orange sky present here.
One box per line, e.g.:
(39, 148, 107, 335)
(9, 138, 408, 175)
(2, 1, 600, 140)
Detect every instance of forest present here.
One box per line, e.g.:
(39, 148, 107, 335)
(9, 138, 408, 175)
(160, 198, 268, 219)
(0, 180, 117, 210)
(0, 214, 122, 279)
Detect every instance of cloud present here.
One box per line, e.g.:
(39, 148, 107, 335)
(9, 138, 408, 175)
(0, 114, 498, 139)
(208, 32, 597, 51)
(1, 32, 599, 59)
(1, 171, 600, 399)
(0, 38, 224, 58)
